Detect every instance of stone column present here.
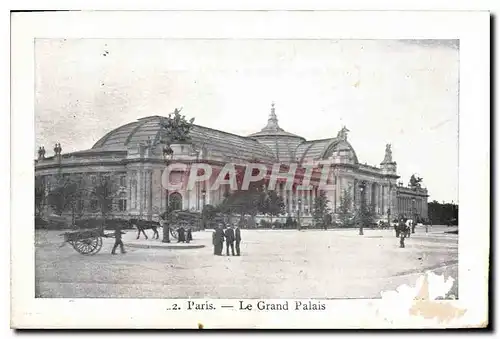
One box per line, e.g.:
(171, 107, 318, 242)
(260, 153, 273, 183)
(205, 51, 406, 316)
(287, 187, 292, 215)
(127, 171, 133, 211)
(352, 181, 356, 211)
(136, 170, 142, 214)
(381, 185, 385, 215)
(311, 187, 316, 212)
(283, 184, 287, 214)
(378, 184, 382, 214)
(379, 184, 383, 214)
(151, 168, 163, 216)
(333, 176, 344, 213)
(309, 189, 313, 214)
(145, 170, 152, 220)
(295, 190, 304, 215)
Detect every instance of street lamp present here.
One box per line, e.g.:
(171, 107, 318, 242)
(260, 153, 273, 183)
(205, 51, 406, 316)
(386, 179, 393, 227)
(297, 197, 302, 231)
(395, 191, 400, 220)
(162, 145, 174, 243)
(201, 188, 207, 230)
(359, 182, 366, 235)
(411, 197, 416, 233)
(202, 188, 206, 208)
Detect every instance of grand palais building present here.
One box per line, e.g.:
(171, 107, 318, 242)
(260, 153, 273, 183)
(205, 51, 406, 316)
(35, 104, 429, 225)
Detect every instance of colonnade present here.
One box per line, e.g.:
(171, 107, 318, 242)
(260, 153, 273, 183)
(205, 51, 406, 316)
(396, 195, 425, 218)
(125, 168, 427, 221)
(278, 184, 317, 216)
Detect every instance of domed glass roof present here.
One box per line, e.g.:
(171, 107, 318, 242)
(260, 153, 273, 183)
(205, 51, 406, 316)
(247, 103, 306, 162)
(92, 115, 277, 163)
(90, 108, 352, 164)
(248, 103, 304, 139)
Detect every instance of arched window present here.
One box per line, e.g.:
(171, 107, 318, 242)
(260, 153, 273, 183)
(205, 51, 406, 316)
(169, 192, 183, 211)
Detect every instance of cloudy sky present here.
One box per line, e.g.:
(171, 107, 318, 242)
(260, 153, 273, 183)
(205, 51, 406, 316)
(35, 39, 459, 203)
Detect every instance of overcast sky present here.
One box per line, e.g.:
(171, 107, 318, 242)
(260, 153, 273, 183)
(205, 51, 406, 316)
(35, 39, 459, 203)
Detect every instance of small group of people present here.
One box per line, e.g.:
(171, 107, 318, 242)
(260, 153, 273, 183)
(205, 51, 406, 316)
(176, 227, 193, 243)
(212, 223, 241, 256)
(394, 218, 414, 238)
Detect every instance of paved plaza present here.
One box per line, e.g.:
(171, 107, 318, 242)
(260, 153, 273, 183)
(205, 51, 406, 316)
(35, 226, 458, 299)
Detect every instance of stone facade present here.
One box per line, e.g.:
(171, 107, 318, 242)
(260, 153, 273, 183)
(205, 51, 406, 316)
(35, 105, 429, 224)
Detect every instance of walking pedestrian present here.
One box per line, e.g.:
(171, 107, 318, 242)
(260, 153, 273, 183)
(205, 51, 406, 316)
(186, 228, 193, 243)
(234, 224, 242, 256)
(111, 225, 126, 255)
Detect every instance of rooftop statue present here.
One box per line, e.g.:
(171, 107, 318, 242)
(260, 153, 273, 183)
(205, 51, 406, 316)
(38, 146, 46, 159)
(337, 126, 350, 141)
(159, 107, 195, 144)
(409, 174, 423, 189)
(53, 143, 62, 156)
(382, 144, 393, 163)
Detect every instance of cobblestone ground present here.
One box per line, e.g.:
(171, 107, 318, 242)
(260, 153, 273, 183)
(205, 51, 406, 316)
(35, 226, 458, 299)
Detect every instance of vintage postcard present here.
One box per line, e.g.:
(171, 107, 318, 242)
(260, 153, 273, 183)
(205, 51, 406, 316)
(10, 10, 489, 329)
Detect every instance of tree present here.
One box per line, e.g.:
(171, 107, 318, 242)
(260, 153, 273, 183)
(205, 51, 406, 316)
(313, 190, 331, 228)
(428, 200, 458, 225)
(46, 176, 79, 216)
(46, 174, 91, 228)
(201, 204, 217, 229)
(35, 176, 46, 217)
(261, 190, 285, 224)
(338, 189, 353, 227)
(89, 173, 120, 232)
(357, 202, 376, 230)
(217, 187, 266, 226)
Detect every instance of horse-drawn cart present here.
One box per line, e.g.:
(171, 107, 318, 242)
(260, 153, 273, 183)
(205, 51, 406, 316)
(59, 228, 111, 255)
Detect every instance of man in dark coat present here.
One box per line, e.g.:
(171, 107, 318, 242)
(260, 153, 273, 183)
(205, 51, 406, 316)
(212, 231, 217, 255)
(186, 228, 193, 243)
(111, 225, 126, 255)
(224, 225, 235, 256)
(234, 224, 242, 256)
(214, 224, 225, 256)
(177, 227, 186, 243)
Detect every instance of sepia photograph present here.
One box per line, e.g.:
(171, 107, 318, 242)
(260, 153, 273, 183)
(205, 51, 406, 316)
(34, 38, 459, 300)
(10, 10, 489, 329)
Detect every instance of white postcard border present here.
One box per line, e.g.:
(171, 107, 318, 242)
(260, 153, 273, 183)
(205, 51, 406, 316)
(10, 10, 489, 328)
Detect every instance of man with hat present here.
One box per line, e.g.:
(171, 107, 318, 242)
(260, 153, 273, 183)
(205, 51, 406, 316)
(111, 225, 127, 255)
(224, 224, 236, 256)
(234, 223, 242, 256)
(213, 223, 225, 256)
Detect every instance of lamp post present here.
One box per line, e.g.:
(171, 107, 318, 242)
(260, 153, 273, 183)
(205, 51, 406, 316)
(359, 182, 365, 235)
(201, 188, 207, 230)
(395, 191, 400, 219)
(386, 179, 392, 228)
(296, 196, 301, 231)
(162, 145, 174, 243)
(202, 189, 206, 208)
(411, 197, 416, 233)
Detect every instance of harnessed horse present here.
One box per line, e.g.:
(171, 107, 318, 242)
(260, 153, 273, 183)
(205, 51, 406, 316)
(129, 218, 160, 240)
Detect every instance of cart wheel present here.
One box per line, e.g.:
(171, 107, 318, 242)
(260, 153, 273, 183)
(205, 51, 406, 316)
(89, 236, 103, 255)
(73, 232, 101, 255)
